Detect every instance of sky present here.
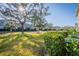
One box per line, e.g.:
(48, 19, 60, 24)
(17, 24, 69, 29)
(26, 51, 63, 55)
(0, 3, 77, 27)
(45, 3, 77, 27)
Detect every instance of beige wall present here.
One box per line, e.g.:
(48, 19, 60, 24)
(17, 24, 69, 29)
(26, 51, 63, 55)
(76, 5, 79, 31)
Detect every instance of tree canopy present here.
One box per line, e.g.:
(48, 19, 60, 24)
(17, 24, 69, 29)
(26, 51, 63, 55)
(0, 3, 49, 33)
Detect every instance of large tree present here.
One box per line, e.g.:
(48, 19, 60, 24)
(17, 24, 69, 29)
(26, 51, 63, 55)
(4, 19, 16, 32)
(0, 4, 38, 33)
(0, 3, 49, 33)
(32, 18, 48, 31)
(46, 23, 53, 30)
(31, 4, 50, 31)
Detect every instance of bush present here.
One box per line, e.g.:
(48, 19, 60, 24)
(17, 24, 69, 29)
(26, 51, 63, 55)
(43, 30, 79, 56)
(43, 32, 68, 56)
(65, 29, 79, 56)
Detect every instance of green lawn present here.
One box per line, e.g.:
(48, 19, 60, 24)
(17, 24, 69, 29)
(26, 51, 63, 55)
(0, 32, 45, 56)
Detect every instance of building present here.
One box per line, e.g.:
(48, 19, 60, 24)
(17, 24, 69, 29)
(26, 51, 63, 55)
(76, 4, 79, 31)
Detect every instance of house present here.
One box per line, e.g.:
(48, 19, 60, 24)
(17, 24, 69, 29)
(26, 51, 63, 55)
(76, 4, 79, 31)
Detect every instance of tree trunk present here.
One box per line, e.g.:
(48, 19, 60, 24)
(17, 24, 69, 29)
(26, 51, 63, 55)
(21, 24, 24, 34)
(10, 29, 12, 32)
(36, 27, 41, 34)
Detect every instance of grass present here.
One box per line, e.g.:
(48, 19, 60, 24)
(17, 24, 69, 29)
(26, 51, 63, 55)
(0, 32, 45, 56)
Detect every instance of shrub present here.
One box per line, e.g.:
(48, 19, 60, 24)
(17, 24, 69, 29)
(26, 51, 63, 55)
(65, 31, 79, 56)
(43, 32, 68, 56)
(43, 30, 79, 56)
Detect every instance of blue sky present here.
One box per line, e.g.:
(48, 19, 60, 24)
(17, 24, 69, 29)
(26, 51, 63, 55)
(45, 3, 77, 27)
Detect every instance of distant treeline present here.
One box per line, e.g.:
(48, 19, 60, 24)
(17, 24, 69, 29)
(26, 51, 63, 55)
(0, 28, 50, 32)
(0, 28, 63, 32)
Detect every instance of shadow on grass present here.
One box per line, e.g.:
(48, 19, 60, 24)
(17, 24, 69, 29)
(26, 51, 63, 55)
(0, 34, 22, 52)
(0, 32, 48, 56)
